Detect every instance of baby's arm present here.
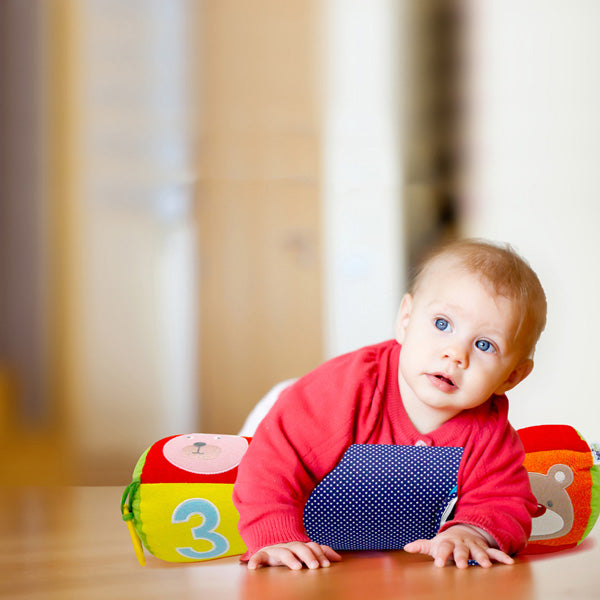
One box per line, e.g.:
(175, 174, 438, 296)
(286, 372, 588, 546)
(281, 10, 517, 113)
(425, 401, 537, 561)
(404, 524, 513, 568)
(248, 541, 342, 570)
(233, 359, 366, 567)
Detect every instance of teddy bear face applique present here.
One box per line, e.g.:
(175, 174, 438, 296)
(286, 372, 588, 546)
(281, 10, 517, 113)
(528, 464, 574, 541)
(163, 433, 249, 475)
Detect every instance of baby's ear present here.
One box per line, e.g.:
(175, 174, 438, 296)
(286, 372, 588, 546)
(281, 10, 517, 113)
(395, 294, 413, 343)
(496, 358, 534, 394)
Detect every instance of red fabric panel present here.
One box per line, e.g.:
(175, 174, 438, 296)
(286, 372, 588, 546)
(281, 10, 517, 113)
(140, 435, 252, 484)
(518, 424, 588, 454)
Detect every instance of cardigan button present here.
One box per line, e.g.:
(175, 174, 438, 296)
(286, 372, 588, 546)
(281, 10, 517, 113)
(415, 439, 429, 447)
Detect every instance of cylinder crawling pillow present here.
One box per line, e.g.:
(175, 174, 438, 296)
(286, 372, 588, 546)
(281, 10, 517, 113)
(121, 425, 599, 564)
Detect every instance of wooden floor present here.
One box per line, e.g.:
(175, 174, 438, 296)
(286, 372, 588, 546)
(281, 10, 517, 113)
(1, 486, 598, 600)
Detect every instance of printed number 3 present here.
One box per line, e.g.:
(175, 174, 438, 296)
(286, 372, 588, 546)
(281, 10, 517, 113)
(172, 498, 230, 560)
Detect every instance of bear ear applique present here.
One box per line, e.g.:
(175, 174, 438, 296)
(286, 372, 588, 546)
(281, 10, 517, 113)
(518, 425, 600, 554)
(547, 464, 574, 488)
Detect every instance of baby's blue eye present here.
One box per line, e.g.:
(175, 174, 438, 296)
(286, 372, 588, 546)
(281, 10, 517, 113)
(435, 318, 450, 332)
(476, 339, 494, 353)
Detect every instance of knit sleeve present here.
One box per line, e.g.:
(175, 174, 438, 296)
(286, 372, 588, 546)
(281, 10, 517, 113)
(439, 397, 538, 555)
(232, 347, 383, 558)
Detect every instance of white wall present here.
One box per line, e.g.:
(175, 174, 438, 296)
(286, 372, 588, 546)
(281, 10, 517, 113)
(321, 0, 405, 359)
(464, 1, 600, 442)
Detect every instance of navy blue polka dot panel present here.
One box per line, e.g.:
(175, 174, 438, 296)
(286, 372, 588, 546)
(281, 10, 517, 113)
(303, 444, 463, 550)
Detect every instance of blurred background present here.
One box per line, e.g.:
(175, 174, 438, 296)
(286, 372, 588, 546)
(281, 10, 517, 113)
(1, 0, 599, 486)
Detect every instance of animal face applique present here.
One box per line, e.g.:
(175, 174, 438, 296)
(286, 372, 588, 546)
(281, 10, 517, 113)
(163, 434, 249, 475)
(528, 464, 574, 541)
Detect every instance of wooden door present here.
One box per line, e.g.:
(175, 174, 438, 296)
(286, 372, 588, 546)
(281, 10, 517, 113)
(198, 1, 323, 434)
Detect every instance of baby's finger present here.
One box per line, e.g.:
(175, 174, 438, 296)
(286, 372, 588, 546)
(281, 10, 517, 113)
(306, 543, 343, 566)
(279, 549, 306, 570)
(248, 550, 270, 570)
(432, 540, 455, 567)
(403, 539, 431, 555)
(248, 548, 302, 570)
(465, 543, 492, 568)
(320, 545, 343, 563)
(485, 547, 515, 565)
(291, 544, 326, 569)
(305, 542, 333, 568)
(450, 543, 471, 569)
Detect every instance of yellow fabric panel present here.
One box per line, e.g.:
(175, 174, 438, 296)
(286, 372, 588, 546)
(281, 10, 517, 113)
(138, 483, 246, 562)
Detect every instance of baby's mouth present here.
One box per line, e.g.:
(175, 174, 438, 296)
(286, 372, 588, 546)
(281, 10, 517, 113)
(433, 373, 456, 387)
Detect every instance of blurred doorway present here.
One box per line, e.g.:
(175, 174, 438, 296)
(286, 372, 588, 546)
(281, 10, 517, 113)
(198, 2, 323, 434)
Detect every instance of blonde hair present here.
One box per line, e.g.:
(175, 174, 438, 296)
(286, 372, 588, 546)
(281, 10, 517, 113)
(410, 239, 547, 357)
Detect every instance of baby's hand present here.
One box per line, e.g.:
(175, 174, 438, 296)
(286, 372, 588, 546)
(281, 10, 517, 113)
(247, 541, 342, 570)
(403, 525, 514, 569)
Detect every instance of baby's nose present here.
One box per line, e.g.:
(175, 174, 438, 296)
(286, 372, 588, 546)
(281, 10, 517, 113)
(444, 345, 469, 367)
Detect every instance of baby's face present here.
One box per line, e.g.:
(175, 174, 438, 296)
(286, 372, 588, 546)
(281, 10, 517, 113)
(396, 258, 532, 432)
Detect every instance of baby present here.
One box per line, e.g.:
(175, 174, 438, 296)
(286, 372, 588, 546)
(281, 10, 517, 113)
(233, 239, 546, 570)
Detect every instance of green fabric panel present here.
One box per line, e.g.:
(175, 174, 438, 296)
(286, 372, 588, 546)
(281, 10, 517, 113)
(581, 460, 600, 542)
(132, 446, 151, 482)
(132, 483, 149, 550)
